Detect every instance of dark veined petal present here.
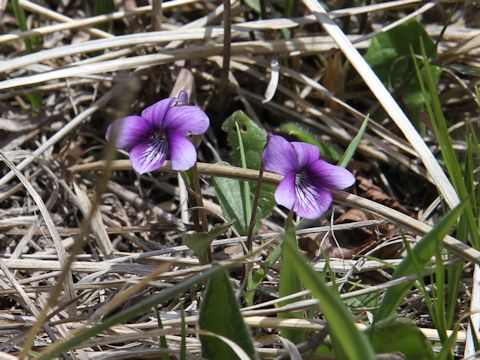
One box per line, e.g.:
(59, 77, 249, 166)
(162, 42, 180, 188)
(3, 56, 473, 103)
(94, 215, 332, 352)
(141, 97, 177, 127)
(291, 141, 320, 168)
(163, 105, 210, 136)
(106, 116, 152, 151)
(274, 172, 297, 211)
(293, 181, 332, 220)
(129, 138, 168, 174)
(262, 135, 299, 176)
(169, 133, 197, 170)
(308, 159, 355, 190)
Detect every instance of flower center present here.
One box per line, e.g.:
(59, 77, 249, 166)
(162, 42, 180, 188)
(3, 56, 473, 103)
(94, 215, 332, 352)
(146, 129, 169, 158)
(294, 171, 318, 208)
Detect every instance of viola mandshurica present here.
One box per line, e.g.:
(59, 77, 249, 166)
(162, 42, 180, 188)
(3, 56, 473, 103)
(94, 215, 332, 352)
(106, 91, 209, 174)
(262, 135, 355, 220)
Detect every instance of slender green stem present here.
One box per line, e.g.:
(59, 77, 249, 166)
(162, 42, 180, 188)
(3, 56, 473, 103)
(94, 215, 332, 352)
(246, 160, 264, 251)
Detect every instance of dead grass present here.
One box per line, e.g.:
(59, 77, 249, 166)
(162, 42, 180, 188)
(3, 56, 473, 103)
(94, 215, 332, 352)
(0, 0, 479, 358)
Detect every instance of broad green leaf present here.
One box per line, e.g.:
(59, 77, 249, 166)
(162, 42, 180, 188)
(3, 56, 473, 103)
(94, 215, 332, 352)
(279, 122, 342, 161)
(279, 218, 305, 344)
(213, 174, 248, 235)
(338, 115, 369, 168)
(199, 269, 256, 360)
(375, 201, 466, 322)
(182, 222, 232, 264)
(221, 111, 276, 231)
(364, 20, 440, 120)
(368, 318, 434, 360)
(222, 111, 267, 170)
(283, 230, 376, 359)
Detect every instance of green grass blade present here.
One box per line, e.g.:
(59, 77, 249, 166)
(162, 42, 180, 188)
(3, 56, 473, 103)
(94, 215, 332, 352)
(246, 245, 282, 306)
(235, 121, 252, 232)
(375, 201, 466, 322)
(279, 217, 305, 344)
(337, 114, 369, 168)
(11, 0, 35, 52)
(180, 306, 187, 360)
(38, 266, 223, 359)
(155, 307, 169, 360)
(413, 44, 480, 248)
(283, 231, 376, 359)
(10, 0, 42, 110)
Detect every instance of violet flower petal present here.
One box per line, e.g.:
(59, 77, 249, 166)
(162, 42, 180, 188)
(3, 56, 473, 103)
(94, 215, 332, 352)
(176, 90, 189, 105)
(293, 184, 333, 220)
(106, 116, 152, 151)
(291, 141, 320, 168)
(141, 97, 176, 127)
(169, 133, 197, 170)
(309, 159, 355, 190)
(164, 105, 210, 136)
(129, 140, 168, 174)
(274, 172, 297, 210)
(262, 135, 299, 176)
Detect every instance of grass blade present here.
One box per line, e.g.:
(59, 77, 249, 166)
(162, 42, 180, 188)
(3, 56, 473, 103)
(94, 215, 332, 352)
(338, 114, 369, 167)
(283, 230, 376, 359)
(375, 201, 466, 322)
(279, 218, 305, 344)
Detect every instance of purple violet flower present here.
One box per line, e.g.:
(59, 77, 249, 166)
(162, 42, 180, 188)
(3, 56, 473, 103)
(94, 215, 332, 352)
(262, 135, 355, 219)
(106, 91, 209, 174)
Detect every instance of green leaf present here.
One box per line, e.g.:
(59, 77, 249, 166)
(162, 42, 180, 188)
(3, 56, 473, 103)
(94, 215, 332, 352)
(222, 111, 267, 170)
(244, 0, 261, 13)
(368, 318, 434, 360)
(38, 266, 223, 359)
(93, 0, 114, 31)
(413, 45, 480, 249)
(283, 228, 376, 360)
(220, 111, 276, 231)
(364, 20, 440, 120)
(375, 201, 467, 322)
(10, 0, 43, 110)
(246, 246, 282, 306)
(180, 306, 187, 360)
(155, 308, 169, 360)
(279, 122, 342, 161)
(213, 174, 248, 235)
(182, 222, 232, 264)
(199, 269, 256, 360)
(279, 218, 305, 344)
(235, 121, 252, 233)
(337, 115, 369, 168)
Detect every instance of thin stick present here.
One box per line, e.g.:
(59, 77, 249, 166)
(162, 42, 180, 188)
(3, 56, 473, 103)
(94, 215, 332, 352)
(70, 160, 480, 265)
(220, 0, 232, 96)
(152, 0, 163, 31)
(19, 0, 112, 39)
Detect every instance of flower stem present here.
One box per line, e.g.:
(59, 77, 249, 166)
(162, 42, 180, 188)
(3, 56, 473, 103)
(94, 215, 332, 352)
(191, 163, 212, 263)
(246, 160, 265, 252)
